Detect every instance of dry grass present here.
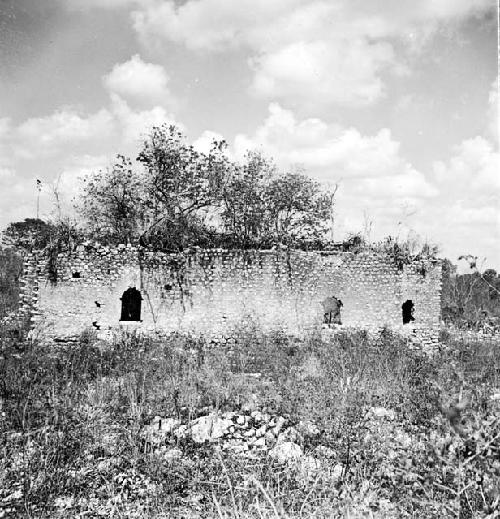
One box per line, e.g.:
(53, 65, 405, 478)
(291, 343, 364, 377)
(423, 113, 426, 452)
(0, 320, 499, 518)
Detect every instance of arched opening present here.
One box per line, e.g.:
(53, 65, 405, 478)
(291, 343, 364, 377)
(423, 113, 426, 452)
(120, 287, 142, 321)
(322, 296, 343, 325)
(402, 300, 415, 324)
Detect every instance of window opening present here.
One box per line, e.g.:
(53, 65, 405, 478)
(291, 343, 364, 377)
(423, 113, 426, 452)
(402, 300, 415, 324)
(72, 272, 81, 278)
(120, 287, 142, 321)
(322, 296, 343, 325)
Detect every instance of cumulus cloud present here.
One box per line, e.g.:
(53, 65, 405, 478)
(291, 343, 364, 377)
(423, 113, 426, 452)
(230, 102, 499, 264)
(233, 103, 438, 239)
(234, 103, 434, 188)
(14, 108, 115, 159)
(52, 154, 112, 213)
(103, 54, 175, 108)
(433, 136, 500, 196)
(0, 118, 12, 167)
(427, 136, 499, 263)
(3, 56, 178, 163)
(487, 76, 498, 141)
(193, 130, 225, 154)
(63, 0, 139, 10)
(0, 172, 40, 224)
(0, 97, 176, 195)
(130, 0, 494, 108)
(249, 39, 395, 107)
(0, 57, 178, 229)
(110, 93, 178, 145)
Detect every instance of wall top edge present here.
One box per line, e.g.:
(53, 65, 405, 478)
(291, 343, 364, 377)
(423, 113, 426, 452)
(20, 244, 443, 271)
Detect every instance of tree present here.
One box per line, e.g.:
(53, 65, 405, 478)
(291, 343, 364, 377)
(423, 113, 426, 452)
(265, 170, 335, 245)
(221, 151, 276, 247)
(221, 155, 336, 248)
(77, 155, 146, 244)
(137, 124, 231, 248)
(441, 258, 500, 328)
(74, 125, 336, 250)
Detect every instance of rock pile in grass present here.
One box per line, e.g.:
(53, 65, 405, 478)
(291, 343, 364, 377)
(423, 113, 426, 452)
(141, 404, 398, 487)
(141, 409, 321, 459)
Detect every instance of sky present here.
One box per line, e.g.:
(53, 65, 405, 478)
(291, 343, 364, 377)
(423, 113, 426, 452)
(0, 0, 498, 268)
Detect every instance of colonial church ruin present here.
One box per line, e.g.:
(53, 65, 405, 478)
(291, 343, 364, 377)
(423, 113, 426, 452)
(14, 245, 443, 347)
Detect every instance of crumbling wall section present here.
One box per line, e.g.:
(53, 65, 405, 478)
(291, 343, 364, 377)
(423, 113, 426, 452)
(5, 251, 43, 328)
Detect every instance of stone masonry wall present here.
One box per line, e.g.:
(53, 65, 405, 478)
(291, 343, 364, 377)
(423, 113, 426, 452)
(20, 245, 442, 346)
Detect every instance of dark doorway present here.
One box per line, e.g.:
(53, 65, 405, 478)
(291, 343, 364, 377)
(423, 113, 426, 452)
(322, 296, 343, 325)
(120, 287, 142, 321)
(402, 300, 415, 324)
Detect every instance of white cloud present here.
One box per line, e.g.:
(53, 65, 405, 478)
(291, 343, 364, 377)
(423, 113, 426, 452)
(488, 76, 498, 141)
(418, 0, 494, 20)
(235, 103, 435, 190)
(15, 108, 115, 158)
(0, 154, 112, 226)
(64, 0, 139, 10)
(231, 103, 499, 265)
(193, 130, 225, 154)
(424, 135, 500, 264)
(0, 173, 41, 224)
(250, 38, 395, 107)
(131, 0, 303, 51)
(3, 63, 177, 162)
(233, 103, 438, 240)
(110, 93, 178, 145)
(433, 136, 500, 197)
(103, 54, 175, 108)
(0, 61, 179, 229)
(0, 118, 12, 167)
(52, 154, 112, 215)
(130, 0, 494, 108)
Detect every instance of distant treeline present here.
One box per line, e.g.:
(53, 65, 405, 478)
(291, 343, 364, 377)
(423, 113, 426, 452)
(441, 259, 500, 328)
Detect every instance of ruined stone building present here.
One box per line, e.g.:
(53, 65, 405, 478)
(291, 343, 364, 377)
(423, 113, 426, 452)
(14, 245, 443, 347)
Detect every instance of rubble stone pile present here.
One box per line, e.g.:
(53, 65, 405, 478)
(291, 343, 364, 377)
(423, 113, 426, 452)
(141, 409, 322, 457)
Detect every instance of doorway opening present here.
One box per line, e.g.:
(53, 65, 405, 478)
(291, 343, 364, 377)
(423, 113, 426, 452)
(402, 300, 415, 324)
(120, 287, 142, 321)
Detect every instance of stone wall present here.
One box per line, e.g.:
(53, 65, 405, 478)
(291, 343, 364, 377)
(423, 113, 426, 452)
(19, 245, 442, 346)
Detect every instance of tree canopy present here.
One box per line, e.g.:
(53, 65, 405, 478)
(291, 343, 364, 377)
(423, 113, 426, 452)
(76, 124, 336, 250)
(77, 155, 146, 245)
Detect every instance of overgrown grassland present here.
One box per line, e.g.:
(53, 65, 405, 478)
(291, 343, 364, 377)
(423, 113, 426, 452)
(0, 324, 499, 518)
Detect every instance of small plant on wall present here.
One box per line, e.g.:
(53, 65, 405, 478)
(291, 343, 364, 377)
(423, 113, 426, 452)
(377, 235, 439, 271)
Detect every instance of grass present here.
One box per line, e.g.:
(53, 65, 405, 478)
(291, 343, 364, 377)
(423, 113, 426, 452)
(0, 321, 499, 518)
